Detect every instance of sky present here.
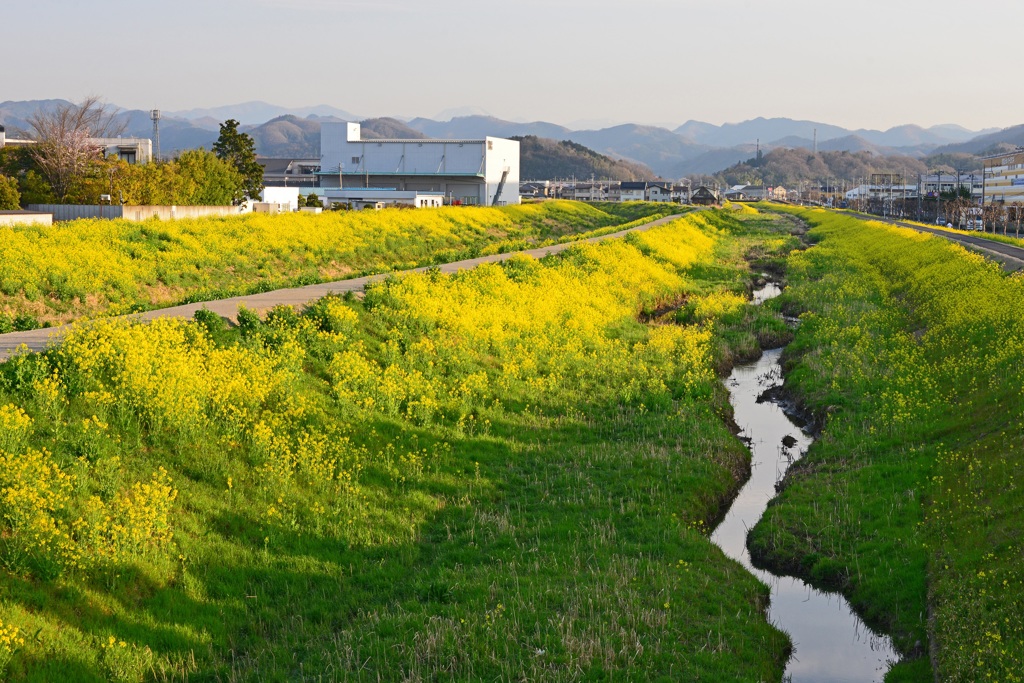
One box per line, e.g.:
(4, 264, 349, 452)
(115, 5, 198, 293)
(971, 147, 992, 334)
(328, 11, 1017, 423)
(2, 0, 1021, 132)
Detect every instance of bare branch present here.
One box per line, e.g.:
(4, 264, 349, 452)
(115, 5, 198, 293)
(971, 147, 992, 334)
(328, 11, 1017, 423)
(27, 97, 125, 202)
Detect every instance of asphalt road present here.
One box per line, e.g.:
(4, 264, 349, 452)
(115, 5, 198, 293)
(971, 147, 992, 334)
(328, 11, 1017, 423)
(0, 213, 685, 361)
(846, 211, 1024, 273)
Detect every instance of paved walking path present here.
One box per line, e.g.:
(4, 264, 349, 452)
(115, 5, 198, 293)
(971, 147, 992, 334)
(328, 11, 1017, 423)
(0, 213, 686, 361)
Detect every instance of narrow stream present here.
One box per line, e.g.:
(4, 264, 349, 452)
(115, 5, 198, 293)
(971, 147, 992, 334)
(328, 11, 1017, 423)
(710, 286, 899, 681)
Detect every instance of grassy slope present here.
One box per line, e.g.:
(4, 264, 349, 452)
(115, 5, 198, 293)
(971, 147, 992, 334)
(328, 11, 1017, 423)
(0, 208, 805, 681)
(748, 207, 1024, 681)
(864, 210, 1024, 248)
(0, 201, 683, 331)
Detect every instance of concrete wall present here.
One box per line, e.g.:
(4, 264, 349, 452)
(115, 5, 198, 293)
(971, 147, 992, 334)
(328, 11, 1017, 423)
(0, 211, 53, 227)
(261, 186, 300, 211)
(28, 205, 125, 221)
(484, 137, 520, 206)
(28, 205, 242, 222)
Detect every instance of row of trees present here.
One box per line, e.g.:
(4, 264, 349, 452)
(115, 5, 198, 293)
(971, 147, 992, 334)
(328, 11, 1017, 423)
(0, 98, 263, 208)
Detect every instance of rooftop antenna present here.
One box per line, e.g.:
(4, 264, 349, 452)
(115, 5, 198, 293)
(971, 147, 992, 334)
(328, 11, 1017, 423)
(150, 110, 161, 161)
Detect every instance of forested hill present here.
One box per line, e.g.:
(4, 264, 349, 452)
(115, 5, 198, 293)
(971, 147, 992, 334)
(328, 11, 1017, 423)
(715, 147, 982, 187)
(514, 135, 656, 181)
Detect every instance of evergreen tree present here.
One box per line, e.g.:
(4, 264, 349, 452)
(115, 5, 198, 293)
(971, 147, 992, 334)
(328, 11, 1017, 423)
(212, 119, 263, 204)
(0, 174, 20, 210)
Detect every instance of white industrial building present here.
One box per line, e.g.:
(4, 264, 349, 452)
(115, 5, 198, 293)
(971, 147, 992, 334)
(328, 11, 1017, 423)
(319, 122, 519, 206)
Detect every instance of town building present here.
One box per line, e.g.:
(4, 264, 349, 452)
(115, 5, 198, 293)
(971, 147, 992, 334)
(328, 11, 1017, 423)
(690, 186, 720, 205)
(0, 125, 32, 149)
(646, 182, 673, 202)
(617, 181, 680, 202)
(259, 158, 321, 188)
(844, 183, 918, 202)
(0, 127, 152, 164)
(319, 122, 519, 206)
(91, 138, 152, 164)
(572, 182, 609, 202)
(919, 173, 984, 203)
(723, 184, 785, 201)
(619, 182, 649, 202)
(982, 149, 1024, 206)
(519, 181, 552, 199)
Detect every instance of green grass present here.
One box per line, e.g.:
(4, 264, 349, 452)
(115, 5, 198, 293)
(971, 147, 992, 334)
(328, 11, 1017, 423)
(0, 209, 804, 681)
(747, 207, 1024, 681)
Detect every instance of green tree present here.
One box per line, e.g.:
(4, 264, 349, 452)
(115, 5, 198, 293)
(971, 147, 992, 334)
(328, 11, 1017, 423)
(109, 150, 242, 206)
(305, 192, 321, 208)
(0, 174, 20, 210)
(175, 149, 243, 205)
(212, 119, 263, 204)
(17, 170, 56, 205)
(1, 145, 55, 205)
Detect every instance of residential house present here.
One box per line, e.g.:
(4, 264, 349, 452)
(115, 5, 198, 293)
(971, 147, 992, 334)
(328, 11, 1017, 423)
(690, 186, 720, 205)
(619, 181, 649, 202)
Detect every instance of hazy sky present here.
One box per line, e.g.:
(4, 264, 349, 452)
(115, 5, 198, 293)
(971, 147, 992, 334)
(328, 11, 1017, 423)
(3, 0, 1020, 131)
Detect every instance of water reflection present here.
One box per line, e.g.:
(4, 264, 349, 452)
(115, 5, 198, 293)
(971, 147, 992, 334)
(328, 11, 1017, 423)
(752, 282, 783, 305)
(712, 341, 899, 681)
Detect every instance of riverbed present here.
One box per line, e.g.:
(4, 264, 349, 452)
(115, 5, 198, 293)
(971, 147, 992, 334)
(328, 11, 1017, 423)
(711, 291, 899, 681)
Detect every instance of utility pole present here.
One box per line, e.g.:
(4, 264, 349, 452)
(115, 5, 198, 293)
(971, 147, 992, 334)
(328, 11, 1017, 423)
(982, 161, 988, 215)
(921, 174, 929, 219)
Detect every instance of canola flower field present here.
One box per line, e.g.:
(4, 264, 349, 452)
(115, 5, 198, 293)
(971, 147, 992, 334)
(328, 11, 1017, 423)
(748, 207, 1024, 681)
(0, 200, 680, 331)
(0, 207, 805, 681)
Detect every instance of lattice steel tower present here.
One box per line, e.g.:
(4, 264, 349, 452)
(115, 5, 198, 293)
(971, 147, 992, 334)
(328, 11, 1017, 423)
(150, 109, 161, 161)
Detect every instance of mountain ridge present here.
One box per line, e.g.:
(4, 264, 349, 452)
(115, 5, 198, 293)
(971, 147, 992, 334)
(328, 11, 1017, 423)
(1, 99, 1017, 177)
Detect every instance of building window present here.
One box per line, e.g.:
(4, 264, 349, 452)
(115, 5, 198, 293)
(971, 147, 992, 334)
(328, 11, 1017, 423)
(351, 157, 360, 165)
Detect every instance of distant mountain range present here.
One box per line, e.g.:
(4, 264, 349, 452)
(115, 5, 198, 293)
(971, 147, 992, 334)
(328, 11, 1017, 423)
(932, 123, 1024, 156)
(1, 99, 1018, 178)
(169, 101, 359, 126)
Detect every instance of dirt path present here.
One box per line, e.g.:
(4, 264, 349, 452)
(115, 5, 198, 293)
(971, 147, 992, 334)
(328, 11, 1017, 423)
(0, 213, 685, 361)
